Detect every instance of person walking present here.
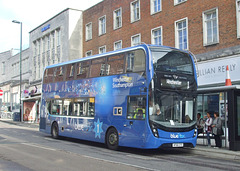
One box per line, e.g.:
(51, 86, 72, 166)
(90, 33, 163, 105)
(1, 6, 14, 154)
(205, 112, 212, 147)
(212, 112, 223, 148)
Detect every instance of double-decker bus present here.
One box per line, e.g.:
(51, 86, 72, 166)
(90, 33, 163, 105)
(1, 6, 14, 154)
(40, 44, 198, 150)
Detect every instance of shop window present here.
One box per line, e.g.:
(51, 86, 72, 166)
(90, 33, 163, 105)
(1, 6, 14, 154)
(237, 96, 240, 136)
(127, 96, 146, 120)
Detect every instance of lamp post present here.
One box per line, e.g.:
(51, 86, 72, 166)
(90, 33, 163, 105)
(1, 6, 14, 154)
(12, 20, 22, 122)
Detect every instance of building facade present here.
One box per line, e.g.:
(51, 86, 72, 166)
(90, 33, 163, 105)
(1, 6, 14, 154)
(82, 0, 240, 87)
(29, 8, 83, 87)
(0, 49, 30, 117)
(82, 0, 240, 86)
(24, 8, 83, 122)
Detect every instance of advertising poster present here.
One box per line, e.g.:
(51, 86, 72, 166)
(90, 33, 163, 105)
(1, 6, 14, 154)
(23, 102, 35, 122)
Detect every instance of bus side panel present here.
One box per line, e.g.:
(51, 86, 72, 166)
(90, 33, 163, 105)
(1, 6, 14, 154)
(40, 72, 147, 147)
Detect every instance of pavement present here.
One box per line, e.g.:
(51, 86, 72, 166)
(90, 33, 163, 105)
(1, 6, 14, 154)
(0, 118, 240, 161)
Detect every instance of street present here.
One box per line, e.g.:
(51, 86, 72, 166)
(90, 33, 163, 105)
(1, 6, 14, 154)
(0, 121, 240, 171)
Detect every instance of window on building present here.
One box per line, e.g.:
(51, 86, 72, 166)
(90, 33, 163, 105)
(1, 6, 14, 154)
(42, 38, 45, 53)
(237, 0, 240, 38)
(86, 50, 92, 57)
(99, 45, 106, 54)
(203, 8, 219, 46)
(174, 0, 187, 5)
(99, 16, 106, 36)
(2, 62, 5, 75)
(52, 32, 55, 49)
(47, 35, 50, 50)
(131, 34, 141, 46)
(151, 0, 161, 14)
(131, 0, 140, 23)
(151, 26, 162, 45)
(175, 18, 188, 50)
(57, 29, 61, 46)
(114, 40, 122, 50)
(114, 8, 122, 30)
(86, 22, 92, 41)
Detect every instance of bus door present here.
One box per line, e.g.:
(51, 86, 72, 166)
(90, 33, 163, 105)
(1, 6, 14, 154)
(123, 96, 147, 147)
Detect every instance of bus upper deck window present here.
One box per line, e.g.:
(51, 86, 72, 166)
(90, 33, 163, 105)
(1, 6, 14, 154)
(126, 50, 145, 73)
(107, 54, 124, 75)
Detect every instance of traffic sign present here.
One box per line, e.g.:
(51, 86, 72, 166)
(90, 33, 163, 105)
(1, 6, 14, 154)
(0, 89, 3, 96)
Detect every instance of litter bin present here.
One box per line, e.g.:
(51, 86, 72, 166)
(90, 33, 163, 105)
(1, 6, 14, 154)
(13, 112, 20, 121)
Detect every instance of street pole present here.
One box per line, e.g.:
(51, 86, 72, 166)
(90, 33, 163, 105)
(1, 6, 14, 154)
(12, 20, 22, 122)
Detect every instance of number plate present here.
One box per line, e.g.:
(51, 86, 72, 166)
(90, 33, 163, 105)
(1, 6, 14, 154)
(172, 143, 184, 147)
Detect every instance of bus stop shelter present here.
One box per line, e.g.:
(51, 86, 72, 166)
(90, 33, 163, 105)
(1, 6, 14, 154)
(197, 85, 240, 151)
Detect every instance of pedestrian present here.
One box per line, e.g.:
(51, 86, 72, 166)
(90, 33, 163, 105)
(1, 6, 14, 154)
(197, 113, 204, 135)
(204, 112, 212, 147)
(212, 112, 223, 148)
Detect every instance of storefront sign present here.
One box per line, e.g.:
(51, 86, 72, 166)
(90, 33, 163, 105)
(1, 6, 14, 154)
(41, 24, 50, 32)
(197, 55, 240, 86)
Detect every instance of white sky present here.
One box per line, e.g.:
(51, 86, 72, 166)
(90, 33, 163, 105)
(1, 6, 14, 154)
(0, 0, 102, 53)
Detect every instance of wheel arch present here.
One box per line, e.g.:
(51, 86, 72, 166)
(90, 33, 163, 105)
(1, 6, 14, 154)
(105, 126, 118, 144)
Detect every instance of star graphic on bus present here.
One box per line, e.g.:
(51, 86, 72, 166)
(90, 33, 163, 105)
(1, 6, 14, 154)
(93, 119, 103, 138)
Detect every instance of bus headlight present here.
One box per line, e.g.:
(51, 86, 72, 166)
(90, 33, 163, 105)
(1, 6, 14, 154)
(150, 124, 159, 138)
(193, 129, 197, 137)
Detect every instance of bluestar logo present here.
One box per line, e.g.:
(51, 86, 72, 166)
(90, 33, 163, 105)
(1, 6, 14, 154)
(170, 133, 185, 139)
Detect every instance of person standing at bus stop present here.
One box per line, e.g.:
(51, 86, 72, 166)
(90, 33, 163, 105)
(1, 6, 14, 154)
(197, 113, 204, 135)
(205, 112, 213, 147)
(212, 112, 223, 148)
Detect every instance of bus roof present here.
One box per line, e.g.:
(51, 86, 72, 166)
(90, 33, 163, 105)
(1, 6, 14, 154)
(45, 44, 149, 69)
(44, 44, 184, 70)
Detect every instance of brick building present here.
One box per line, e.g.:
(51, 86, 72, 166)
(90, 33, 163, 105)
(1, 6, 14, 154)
(83, 0, 240, 86)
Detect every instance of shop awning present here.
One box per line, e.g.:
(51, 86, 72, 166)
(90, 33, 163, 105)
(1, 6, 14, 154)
(22, 95, 41, 101)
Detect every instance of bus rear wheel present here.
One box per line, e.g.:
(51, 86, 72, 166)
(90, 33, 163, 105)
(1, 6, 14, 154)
(106, 128, 119, 150)
(51, 122, 59, 139)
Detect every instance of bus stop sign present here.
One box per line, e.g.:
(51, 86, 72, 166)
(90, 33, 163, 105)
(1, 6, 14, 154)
(0, 89, 3, 96)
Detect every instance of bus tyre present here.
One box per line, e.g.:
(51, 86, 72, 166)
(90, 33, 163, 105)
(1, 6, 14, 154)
(106, 128, 119, 150)
(51, 122, 59, 139)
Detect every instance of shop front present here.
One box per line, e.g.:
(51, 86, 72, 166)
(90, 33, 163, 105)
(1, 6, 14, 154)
(197, 55, 240, 151)
(197, 86, 240, 151)
(22, 95, 41, 123)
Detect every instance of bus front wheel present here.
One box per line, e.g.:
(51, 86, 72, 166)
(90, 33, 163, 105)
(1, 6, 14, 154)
(51, 122, 59, 139)
(106, 128, 119, 150)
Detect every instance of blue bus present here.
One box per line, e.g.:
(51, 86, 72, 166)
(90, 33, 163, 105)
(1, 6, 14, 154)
(40, 44, 198, 150)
